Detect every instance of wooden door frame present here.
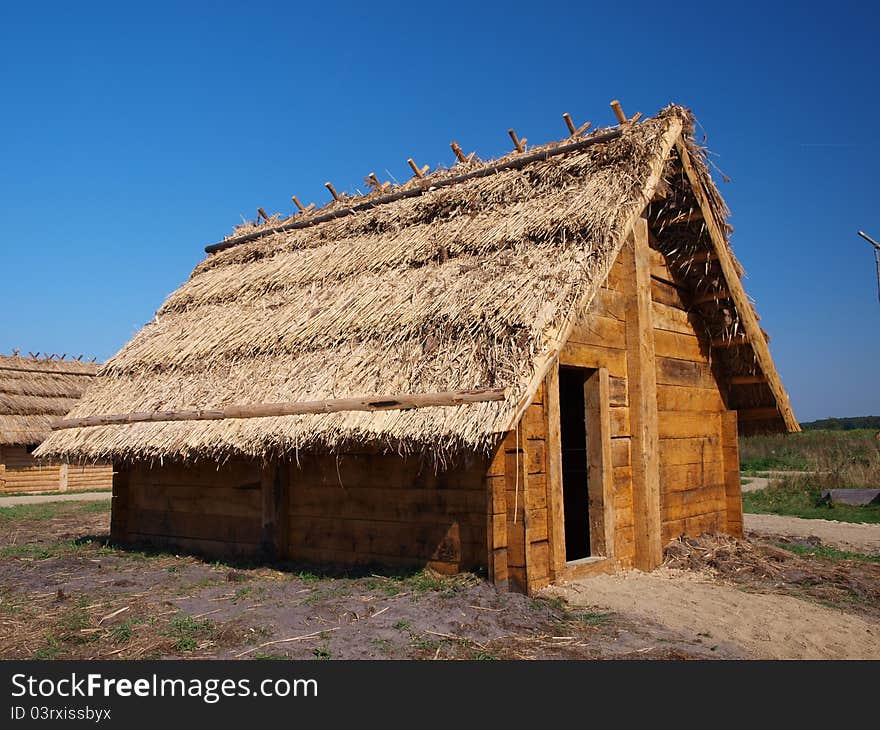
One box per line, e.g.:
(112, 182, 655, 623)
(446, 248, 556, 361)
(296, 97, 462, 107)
(545, 363, 615, 580)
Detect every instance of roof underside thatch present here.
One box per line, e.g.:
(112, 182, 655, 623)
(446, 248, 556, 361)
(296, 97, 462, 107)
(0, 356, 98, 446)
(36, 104, 794, 464)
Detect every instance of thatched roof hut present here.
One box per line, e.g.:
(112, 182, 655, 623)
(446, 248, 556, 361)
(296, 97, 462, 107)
(0, 355, 98, 446)
(1, 355, 112, 493)
(37, 103, 797, 591)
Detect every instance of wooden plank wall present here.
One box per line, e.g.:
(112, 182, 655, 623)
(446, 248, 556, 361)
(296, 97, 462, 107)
(115, 460, 263, 557)
(649, 247, 731, 541)
(287, 452, 488, 574)
(486, 385, 551, 594)
(0, 446, 112, 494)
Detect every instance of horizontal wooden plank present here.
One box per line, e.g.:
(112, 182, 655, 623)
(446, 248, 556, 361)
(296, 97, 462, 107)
(659, 436, 722, 465)
(656, 357, 717, 389)
(657, 384, 725, 413)
(651, 277, 687, 309)
(653, 329, 709, 363)
(559, 342, 627, 376)
(569, 313, 627, 350)
(659, 411, 722, 439)
(133, 509, 261, 543)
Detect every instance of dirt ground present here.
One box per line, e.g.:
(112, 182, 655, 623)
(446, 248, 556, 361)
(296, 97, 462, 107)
(2, 502, 878, 660)
(0, 503, 717, 660)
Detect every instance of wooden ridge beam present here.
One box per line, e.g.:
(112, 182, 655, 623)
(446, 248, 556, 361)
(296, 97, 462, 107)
(0, 364, 96, 377)
(53, 387, 508, 431)
(206, 129, 624, 253)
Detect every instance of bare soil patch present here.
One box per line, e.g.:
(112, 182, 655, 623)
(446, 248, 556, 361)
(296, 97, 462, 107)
(0, 503, 716, 660)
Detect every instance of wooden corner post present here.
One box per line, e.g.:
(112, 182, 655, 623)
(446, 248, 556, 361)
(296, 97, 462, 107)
(624, 216, 663, 570)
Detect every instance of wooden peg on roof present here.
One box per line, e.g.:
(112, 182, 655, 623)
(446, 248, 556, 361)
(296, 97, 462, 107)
(325, 182, 342, 201)
(610, 100, 627, 124)
(29, 351, 38, 358)
(256, 207, 270, 222)
(75, 355, 83, 362)
(562, 113, 591, 137)
(365, 172, 391, 193)
(508, 128, 526, 152)
(407, 158, 429, 179)
(450, 141, 475, 164)
(291, 195, 315, 214)
(12, 348, 19, 356)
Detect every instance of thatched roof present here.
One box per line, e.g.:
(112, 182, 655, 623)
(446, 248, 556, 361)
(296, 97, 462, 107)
(37, 104, 796, 464)
(0, 356, 98, 446)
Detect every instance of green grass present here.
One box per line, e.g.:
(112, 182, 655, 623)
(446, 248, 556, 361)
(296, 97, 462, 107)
(0, 500, 110, 523)
(742, 476, 880, 523)
(773, 542, 880, 563)
(739, 429, 880, 486)
(164, 613, 216, 652)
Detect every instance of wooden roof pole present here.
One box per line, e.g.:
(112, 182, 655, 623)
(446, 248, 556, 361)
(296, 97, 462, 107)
(53, 387, 508, 431)
(674, 140, 800, 432)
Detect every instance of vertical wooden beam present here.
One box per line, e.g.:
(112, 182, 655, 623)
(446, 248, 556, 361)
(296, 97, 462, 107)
(109, 464, 130, 545)
(624, 217, 663, 570)
(486, 440, 509, 590)
(721, 411, 744, 538)
(58, 462, 69, 492)
(544, 366, 566, 579)
(585, 368, 616, 558)
(261, 460, 289, 560)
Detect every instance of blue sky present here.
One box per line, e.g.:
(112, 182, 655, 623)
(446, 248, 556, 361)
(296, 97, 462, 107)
(1, 1, 877, 422)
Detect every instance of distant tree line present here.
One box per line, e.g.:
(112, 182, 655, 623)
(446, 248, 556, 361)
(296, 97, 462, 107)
(800, 416, 880, 431)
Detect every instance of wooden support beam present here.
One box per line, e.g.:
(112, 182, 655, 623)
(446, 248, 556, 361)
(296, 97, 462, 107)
(624, 216, 662, 571)
(53, 387, 508, 430)
(508, 128, 526, 152)
(325, 182, 341, 201)
(737, 407, 783, 422)
(730, 375, 767, 385)
(562, 113, 576, 135)
(610, 99, 627, 124)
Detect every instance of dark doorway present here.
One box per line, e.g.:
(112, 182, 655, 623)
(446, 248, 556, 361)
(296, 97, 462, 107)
(559, 367, 591, 561)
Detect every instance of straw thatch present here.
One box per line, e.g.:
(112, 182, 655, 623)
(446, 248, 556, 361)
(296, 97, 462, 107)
(0, 356, 98, 446)
(37, 104, 783, 463)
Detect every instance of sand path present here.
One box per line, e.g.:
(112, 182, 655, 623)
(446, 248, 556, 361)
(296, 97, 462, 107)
(550, 567, 880, 659)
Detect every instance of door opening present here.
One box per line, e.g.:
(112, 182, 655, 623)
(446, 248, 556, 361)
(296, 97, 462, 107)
(559, 367, 592, 561)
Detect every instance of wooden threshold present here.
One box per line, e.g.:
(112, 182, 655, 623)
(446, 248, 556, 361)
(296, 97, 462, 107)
(562, 556, 617, 581)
